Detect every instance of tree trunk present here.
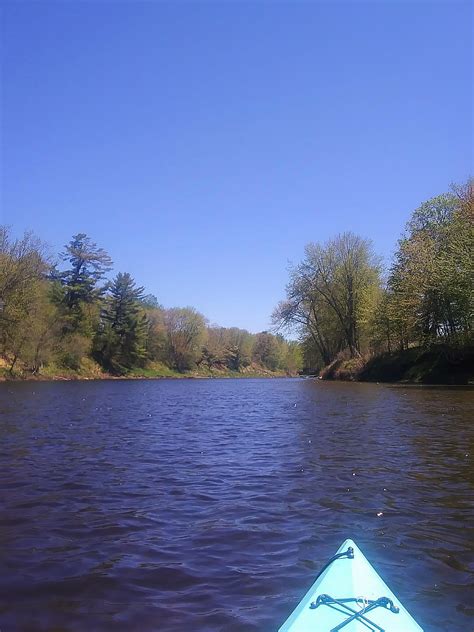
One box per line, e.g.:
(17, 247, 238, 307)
(9, 354, 18, 373)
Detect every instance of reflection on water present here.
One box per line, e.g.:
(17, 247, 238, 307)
(0, 379, 473, 631)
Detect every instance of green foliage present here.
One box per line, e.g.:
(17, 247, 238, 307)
(164, 307, 208, 371)
(201, 327, 228, 368)
(252, 331, 280, 370)
(223, 327, 254, 370)
(0, 228, 53, 372)
(407, 193, 458, 236)
(275, 181, 473, 372)
(386, 183, 473, 349)
(0, 226, 304, 378)
(5, 281, 61, 373)
(274, 231, 381, 366)
(57, 332, 93, 371)
(54, 233, 112, 336)
(59, 233, 112, 305)
(281, 340, 303, 374)
(141, 293, 161, 309)
(203, 326, 254, 371)
(93, 272, 148, 375)
(143, 305, 168, 363)
(2, 180, 471, 381)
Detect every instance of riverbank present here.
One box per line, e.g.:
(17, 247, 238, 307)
(0, 359, 292, 382)
(319, 345, 474, 385)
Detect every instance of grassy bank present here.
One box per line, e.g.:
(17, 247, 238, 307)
(0, 358, 292, 382)
(319, 345, 474, 385)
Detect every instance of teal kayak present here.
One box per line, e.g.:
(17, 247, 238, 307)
(279, 539, 423, 631)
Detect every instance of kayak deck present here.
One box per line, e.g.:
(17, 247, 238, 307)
(278, 539, 423, 631)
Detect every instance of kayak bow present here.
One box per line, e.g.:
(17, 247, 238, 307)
(279, 539, 423, 631)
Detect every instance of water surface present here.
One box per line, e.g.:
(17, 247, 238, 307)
(0, 378, 473, 630)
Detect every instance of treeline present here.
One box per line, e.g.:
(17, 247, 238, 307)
(0, 231, 302, 376)
(274, 180, 473, 372)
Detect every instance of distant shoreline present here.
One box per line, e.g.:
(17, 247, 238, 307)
(3, 345, 473, 385)
(0, 367, 295, 383)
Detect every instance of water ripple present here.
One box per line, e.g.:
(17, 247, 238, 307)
(0, 379, 473, 631)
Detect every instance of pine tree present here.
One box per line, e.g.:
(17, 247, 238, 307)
(93, 272, 148, 374)
(56, 234, 112, 334)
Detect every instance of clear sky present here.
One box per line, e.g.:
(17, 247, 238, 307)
(1, 1, 472, 332)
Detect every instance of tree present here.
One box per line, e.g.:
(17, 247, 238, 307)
(143, 304, 168, 363)
(5, 281, 60, 374)
(222, 327, 254, 370)
(55, 233, 112, 335)
(273, 269, 343, 366)
(387, 187, 473, 347)
(407, 193, 458, 236)
(141, 294, 161, 309)
(0, 227, 48, 311)
(93, 272, 148, 374)
(0, 227, 50, 361)
(164, 307, 207, 371)
(274, 232, 381, 365)
(281, 340, 303, 374)
(252, 331, 280, 370)
(201, 326, 228, 369)
(439, 182, 474, 341)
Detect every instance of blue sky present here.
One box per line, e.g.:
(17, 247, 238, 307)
(1, 1, 472, 332)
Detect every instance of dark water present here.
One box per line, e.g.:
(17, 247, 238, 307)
(0, 379, 473, 631)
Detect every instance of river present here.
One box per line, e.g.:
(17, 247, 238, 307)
(0, 378, 472, 631)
